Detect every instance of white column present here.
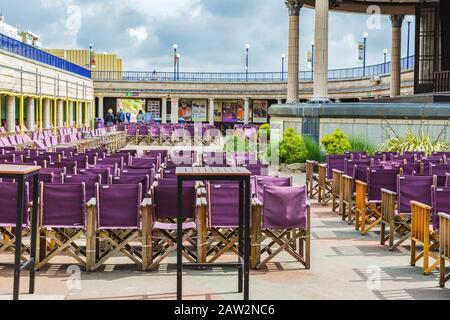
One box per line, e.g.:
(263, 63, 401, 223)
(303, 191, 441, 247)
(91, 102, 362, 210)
(68, 101, 74, 126)
(79, 103, 84, 127)
(26, 97, 35, 131)
(6, 96, 15, 133)
(171, 97, 179, 124)
(312, 0, 330, 102)
(43, 98, 51, 129)
(208, 98, 215, 125)
(97, 96, 104, 119)
(161, 98, 167, 124)
(285, 0, 302, 103)
(277, 99, 283, 104)
(56, 100, 64, 128)
(244, 98, 250, 124)
(390, 14, 404, 97)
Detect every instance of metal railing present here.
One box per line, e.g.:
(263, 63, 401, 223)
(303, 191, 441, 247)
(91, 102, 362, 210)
(0, 33, 91, 79)
(94, 56, 415, 82)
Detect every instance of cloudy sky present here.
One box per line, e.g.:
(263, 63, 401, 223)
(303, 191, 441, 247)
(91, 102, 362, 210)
(2, 0, 415, 72)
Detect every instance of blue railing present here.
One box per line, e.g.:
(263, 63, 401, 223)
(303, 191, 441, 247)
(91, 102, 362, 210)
(94, 56, 414, 82)
(0, 33, 91, 79)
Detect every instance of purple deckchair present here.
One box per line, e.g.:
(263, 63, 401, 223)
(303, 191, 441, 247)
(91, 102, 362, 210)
(326, 155, 349, 180)
(0, 182, 29, 227)
(431, 186, 450, 231)
(64, 174, 101, 202)
(430, 163, 450, 186)
(255, 176, 292, 201)
(367, 168, 400, 203)
(112, 175, 150, 198)
(397, 175, 435, 215)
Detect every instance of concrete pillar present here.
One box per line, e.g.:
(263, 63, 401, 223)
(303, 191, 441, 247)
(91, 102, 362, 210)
(43, 98, 51, 129)
(171, 97, 179, 124)
(161, 98, 167, 124)
(277, 99, 283, 104)
(97, 96, 104, 119)
(6, 96, 15, 133)
(285, 0, 302, 103)
(68, 101, 74, 126)
(312, 0, 330, 102)
(209, 98, 215, 125)
(26, 97, 35, 131)
(390, 14, 404, 97)
(56, 100, 63, 128)
(244, 98, 250, 124)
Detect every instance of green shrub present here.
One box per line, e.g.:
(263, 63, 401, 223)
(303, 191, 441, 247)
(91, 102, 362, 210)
(349, 136, 377, 156)
(279, 128, 308, 164)
(321, 128, 352, 155)
(380, 129, 449, 156)
(303, 136, 321, 162)
(223, 134, 250, 153)
(258, 124, 270, 140)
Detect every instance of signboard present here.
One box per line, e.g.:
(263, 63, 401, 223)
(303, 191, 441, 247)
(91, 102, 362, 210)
(178, 99, 192, 122)
(192, 100, 207, 122)
(252, 100, 268, 123)
(125, 92, 140, 97)
(358, 42, 365, 62)
(146, 100, 161, 118)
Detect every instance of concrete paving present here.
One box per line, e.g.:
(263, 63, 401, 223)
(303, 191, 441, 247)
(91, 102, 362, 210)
(0, 145, 449, 300)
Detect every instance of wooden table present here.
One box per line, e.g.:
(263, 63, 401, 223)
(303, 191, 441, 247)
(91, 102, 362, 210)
(0, 164, 41, 300)
(176, 167, 252, 300)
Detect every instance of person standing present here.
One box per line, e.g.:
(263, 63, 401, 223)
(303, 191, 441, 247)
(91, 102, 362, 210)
(136, 110, 145, 123)
(105, 109, 115, 126)
(117, 107, 126, 123)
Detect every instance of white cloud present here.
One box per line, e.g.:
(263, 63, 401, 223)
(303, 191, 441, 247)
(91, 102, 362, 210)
(128, 26, 148, 44)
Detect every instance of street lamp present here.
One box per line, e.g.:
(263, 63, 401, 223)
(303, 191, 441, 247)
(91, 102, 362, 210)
(362, 32, 368, 77)
(245, 43, 250, 82)
(311, 40, 315, 80)
(176, 53, 181, 80)
(89, 43, 93, 70)
(406, 15, 414, 68)
(173, 44, 178, 81)
(383, 49, 388, 74)
(281, 54, 285, 81)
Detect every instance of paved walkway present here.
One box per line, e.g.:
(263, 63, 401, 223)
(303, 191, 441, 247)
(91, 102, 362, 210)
(0, 145, 449, 300)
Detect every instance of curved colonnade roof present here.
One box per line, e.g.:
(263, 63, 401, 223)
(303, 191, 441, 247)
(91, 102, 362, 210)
(299, 0, 440, 15)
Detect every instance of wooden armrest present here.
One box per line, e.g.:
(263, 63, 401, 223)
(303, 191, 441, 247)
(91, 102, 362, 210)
(196, 197, 207, 207)
(87, 198, 96, 206)
(141, 198, 152, 207)
(252, 198, 263, 207)
(381, 188, 397, 196)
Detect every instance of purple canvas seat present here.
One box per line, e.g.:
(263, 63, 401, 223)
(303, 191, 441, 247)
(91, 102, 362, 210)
(24, 155, 50, 167)
(144, 149, 168, 160)
(241, 163, 269, 176)
(0, 182, 30, 227)
(153, 185, 196, 221)
(116, 149, 138, 157)
(344, 159, 372, 177)
(431, 186, 450, 231)
(326, 155, 348, 180)
(130, 157, 156, 169)
(112, 174, 150, 198)
(88, 183, 150, 271)
(392, 154, 415, 163)
(96, 184, 141, 229)
(170, 150, 195, 165)
(65, 155, 89, 169)
(149, 125, 161, 144)
(55, 147, 78, 155)
(254, 185, 310, 269)
(48, 160, 77, 174)
(64, 174, 101, 202)
(39, 172, 55, 183)
(37, 182, 87, 269)
(0, 154, 16, 163)
(367, 168, 400, 203)
(161, 125, 173, 144)
(397, 175, 435, 215)
(202, 152, 227, 166)
(255, 176, 292, 201)
(344, 151, 367, 159)
(78, 167, 111, 184)
(156, 179, 195, 187)
(393, 163, 422, 175)
(430, 163, 450, 186)
(96, 157, 124, 171)
(404, 151, 425, 159)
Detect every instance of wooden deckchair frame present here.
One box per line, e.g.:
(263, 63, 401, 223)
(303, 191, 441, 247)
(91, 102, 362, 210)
(341, 175, 354, 224)
(318, 164, 332, 205)
(410, 201, 440, 275)
(0, 227, 30, 262)
(439, 212, 450, 287)
(85, 198, 152, 272)
(305, 160, 319, 199)
(332, 169, 343, 213)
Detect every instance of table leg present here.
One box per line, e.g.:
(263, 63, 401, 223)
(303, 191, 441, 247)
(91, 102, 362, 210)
(176, 178, 183, 300)
(238, 180, 244, 293)
(244, 177, 251, 300)
(13, 175, 25, 300)
(29, 174, 39, 293)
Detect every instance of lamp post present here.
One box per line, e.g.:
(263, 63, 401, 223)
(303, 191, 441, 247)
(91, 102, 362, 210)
(89, 43, 93, 70)
(176, 53, 180, 80)
(362, 32, 368, 77)
(383, 49, 388, 74)
(311, 40, 315, 80)
(245, 43, 250, 82)
(281, 54, 285, 81)
(406, 15, 414, 68)
(173, 44, 178, 81)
